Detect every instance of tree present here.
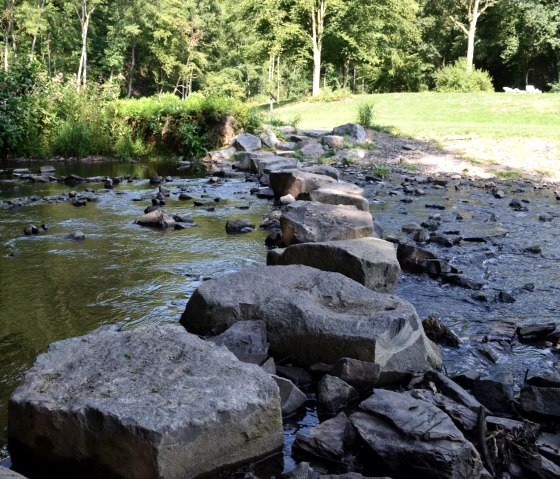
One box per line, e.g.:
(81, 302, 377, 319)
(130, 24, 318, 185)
(448, 0, 500, 72)
(73, 0, 101, 88)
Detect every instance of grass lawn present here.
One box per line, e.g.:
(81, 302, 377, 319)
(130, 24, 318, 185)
(269, 92, 560, 142)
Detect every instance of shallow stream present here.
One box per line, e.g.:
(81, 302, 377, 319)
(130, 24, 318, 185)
(1, 158, 559, 475)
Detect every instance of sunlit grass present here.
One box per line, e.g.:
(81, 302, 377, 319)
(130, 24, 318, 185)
(271, 92, 560, 143)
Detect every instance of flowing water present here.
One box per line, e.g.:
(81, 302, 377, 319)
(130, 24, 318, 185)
(1, 159, 559, 475)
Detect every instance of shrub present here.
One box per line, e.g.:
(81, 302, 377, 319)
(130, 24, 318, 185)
(548, 81, 560, 93)
(434, 58, 494, 92)
(308, 87, 352, 103)
(357, 101, 376, 128)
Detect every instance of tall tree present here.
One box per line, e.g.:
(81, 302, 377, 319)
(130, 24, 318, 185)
(448, 0, 500, 72)
(73, 0, 101, 88)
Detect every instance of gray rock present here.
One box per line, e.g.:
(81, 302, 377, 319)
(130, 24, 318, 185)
(331, 357, 381, 391)
(284, 462, 314, 479)
(181, 265, 442, 372)
(422, 316, 460, 347)
(302, 129, 332, 138)
(234, 133, 262, 152)
(397, 243, 459, 276)
(272, 375, 307, 416)
(295, 412, 356, 462)
(210, 320, 269, 365)
(280, 201, 374, 246)
(0, 468, 29, 479)
(261, 357, 276, 375)
(206, 146, 237, 162)
(300, 165, 341, 180)
(8, 325, 283, 479)
(280, 194, 296, 205)
(471, 369, 514, 414)
(406, 389, 478, 434)
(333, 123, 366, 142)
(225, 219, 255, 235)
(235, 151, 274, 171)
(256, 156, 301, 175)
(67, 230, 85, 241)
(300, 141, 325, 158)
(424, 370, 486, 413)
(23, 225, 39, 236)
(323, 135, 345, 149)
(267, 238, 400, 293)
(351, 389, 483, 479)
(269, 170, 337, 200)
(520, 386, 560, 419)
(260, 130, 279, 148)
(310, 182, 369, 211)
(135, 210, 177, 229)
(317, 375, 359, 415)
(277, 125, 297, 135)
(276, 365, 313, 387)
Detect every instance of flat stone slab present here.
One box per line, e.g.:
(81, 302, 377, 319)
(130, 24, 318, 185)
(8, 325, 283, 479)
(267, 238, 400, 293)
(269, 170, 337, 200)
(181, 265, 441, 371)
(310, 182, 369, 211)
(280, 201, 374, 246)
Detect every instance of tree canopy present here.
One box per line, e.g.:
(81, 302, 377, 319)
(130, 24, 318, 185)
(1, 0, 559, 98)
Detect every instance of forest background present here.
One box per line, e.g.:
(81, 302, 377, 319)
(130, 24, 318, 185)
(1, 0, 559, 159)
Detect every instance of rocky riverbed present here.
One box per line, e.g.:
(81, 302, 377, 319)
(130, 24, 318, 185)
(1, 124, 560, 478)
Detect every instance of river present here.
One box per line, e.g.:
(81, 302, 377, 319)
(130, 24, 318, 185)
(1, 158, 559, 475)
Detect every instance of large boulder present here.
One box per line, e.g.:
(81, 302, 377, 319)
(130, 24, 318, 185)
(267, 238, 399, 293)
(181, 265, 442, 372)
(210, 320, 269, 365)
(350, 389, 483, 479)
(300, 165, 341, 180)
(332, 123, 366, 143)
(269, 170, 337, 200)
(256, 156, 302, 175)
(280, 201, 375, 246)
(8, 325, 283, 479)
(234, 133, 262, 152)
(310, 182, 369, 211)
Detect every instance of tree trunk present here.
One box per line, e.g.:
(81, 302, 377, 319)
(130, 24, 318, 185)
(4, 1, 14, 71)
(311, 0, 326, 97)
(466, 0, 479, 73)
(76, 0, 94, 89)
(30, 0, 46, 58)
(127, 42, 136, 98)
(342, 57, 349, 89)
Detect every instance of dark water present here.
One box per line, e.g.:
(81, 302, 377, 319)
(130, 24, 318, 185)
(1, 159, 560, 475)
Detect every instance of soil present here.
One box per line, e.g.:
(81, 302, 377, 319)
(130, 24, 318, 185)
(362, 130, 560, 185)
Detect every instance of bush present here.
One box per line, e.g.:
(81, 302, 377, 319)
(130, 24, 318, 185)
(308, 87, 352, 103)
(548, 82, 560, 93)
(357, 102, 376, 128)
(434, 58, 494, 93)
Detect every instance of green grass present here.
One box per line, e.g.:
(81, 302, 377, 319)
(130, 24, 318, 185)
(271, 93, 560, 142)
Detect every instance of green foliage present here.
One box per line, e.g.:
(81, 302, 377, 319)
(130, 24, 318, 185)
(434, 59, 494, 93)
(357, 101, 376, 128)
(548, 82, 560, 93)
(370, 163, 391, 178)
(308, 87, 352, 103)
(177, 123, 208, 159)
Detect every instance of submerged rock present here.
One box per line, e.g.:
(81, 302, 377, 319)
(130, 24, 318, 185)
(181, 265, 441, 372)
(8, 324, 283, 479)
(135, 209, 177, 229)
